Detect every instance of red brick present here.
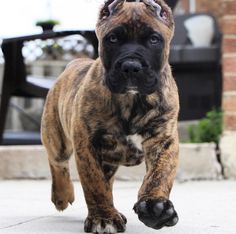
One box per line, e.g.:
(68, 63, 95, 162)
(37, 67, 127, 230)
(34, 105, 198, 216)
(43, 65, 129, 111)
(223, 95, 236, 111)
(224, 75, 236, 91)
(224, 113, 236, 130)
(196, 0, 223, 20)
(222, 17, 236, 34)
(223, 37, 236, 53)
(223, 1, 236, 15)
(223, 57, 236, 73)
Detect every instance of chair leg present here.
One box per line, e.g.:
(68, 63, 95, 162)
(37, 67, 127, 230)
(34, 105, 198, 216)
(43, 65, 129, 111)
(0, 91, 11, 144)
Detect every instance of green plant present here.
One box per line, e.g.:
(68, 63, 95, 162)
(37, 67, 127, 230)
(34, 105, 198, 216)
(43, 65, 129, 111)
(188, 109, 223, 144)
(36, 19, 60, 26)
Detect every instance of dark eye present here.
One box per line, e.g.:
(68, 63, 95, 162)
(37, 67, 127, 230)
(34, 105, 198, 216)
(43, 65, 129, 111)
(108, 34, 118, 44)
(150, 35, 161, 44)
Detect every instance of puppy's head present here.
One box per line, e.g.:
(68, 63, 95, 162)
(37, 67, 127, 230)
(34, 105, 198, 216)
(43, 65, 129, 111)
(96, 0, 174, 94)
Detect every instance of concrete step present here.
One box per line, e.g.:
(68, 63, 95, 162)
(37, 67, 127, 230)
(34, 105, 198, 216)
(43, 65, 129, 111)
(0, 143, 222, 181)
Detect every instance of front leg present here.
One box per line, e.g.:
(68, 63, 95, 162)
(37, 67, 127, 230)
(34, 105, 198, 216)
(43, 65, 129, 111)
(73, 129, 126, 234)
(133, 132, 179, 230)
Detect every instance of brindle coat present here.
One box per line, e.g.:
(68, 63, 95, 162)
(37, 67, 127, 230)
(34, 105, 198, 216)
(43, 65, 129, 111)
(41, 0, 179, 233)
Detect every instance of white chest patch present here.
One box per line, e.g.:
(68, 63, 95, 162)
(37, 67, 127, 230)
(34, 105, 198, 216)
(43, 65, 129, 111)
(127, 134, 143, 151)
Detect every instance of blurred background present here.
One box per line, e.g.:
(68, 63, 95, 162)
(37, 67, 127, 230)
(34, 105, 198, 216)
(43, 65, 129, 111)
(0, 0, 102, 37)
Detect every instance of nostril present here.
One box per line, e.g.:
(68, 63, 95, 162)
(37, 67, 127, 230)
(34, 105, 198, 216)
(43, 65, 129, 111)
(133, 67, 141, 73)
(121, 60, 143, 73)
(123, 67, 129, 73)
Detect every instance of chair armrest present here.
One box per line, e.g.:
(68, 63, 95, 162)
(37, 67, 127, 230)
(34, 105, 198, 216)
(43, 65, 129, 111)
(27, 76, 55, 90)
(1, 30, 98, 59)
(170, 45, 221, 64)
(0, 30, 98, 91)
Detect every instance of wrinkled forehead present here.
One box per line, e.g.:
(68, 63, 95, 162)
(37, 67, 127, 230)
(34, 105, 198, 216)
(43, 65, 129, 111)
(96, 2, 173, 40)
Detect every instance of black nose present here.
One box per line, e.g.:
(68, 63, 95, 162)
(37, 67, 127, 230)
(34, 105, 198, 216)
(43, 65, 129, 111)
(121, 60, 143, 73)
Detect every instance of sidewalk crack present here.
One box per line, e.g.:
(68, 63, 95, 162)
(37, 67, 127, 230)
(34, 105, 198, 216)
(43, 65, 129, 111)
(0, 215, 52, 230)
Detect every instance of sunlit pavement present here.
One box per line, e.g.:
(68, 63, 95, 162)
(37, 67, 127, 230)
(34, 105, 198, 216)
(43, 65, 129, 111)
(0, 180, 236, 234)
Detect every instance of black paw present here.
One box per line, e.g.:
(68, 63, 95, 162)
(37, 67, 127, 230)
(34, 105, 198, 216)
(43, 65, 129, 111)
(84, 212, 126, 233)
(133, 198, 178, 230)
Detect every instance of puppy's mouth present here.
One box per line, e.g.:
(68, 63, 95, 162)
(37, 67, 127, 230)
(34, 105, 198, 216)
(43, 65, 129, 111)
(105, 70, 159, 95)
(104, 56, 160, 94)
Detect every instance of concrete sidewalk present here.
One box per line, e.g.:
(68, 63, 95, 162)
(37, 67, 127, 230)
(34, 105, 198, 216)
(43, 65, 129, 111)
(0, 180, 236, 234)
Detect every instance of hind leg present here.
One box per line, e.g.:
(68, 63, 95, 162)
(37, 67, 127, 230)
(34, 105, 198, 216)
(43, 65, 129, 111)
(42, 121, 74, 211)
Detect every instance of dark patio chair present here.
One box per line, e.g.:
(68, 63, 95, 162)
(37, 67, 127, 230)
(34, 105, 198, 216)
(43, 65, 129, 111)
(0, 30, 98, 144)
(170, 13, 222, 120)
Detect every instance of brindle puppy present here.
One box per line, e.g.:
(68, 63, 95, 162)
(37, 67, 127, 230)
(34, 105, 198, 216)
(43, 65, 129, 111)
(41, 0, 179, 233)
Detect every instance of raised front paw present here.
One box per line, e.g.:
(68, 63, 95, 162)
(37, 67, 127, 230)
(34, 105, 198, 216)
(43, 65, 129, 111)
(133, 198, 178, 230)
(84, 212, 127, 234)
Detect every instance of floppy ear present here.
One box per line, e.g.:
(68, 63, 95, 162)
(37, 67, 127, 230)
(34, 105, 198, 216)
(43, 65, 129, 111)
(99, 0, 126, 20)
(143, 0, 162, 15)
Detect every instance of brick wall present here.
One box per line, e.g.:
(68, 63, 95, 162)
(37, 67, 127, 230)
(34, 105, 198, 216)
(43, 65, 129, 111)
(222, 0, 236, 131)
(176, 0, 223, 25)
(196, 0, 223, 20)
